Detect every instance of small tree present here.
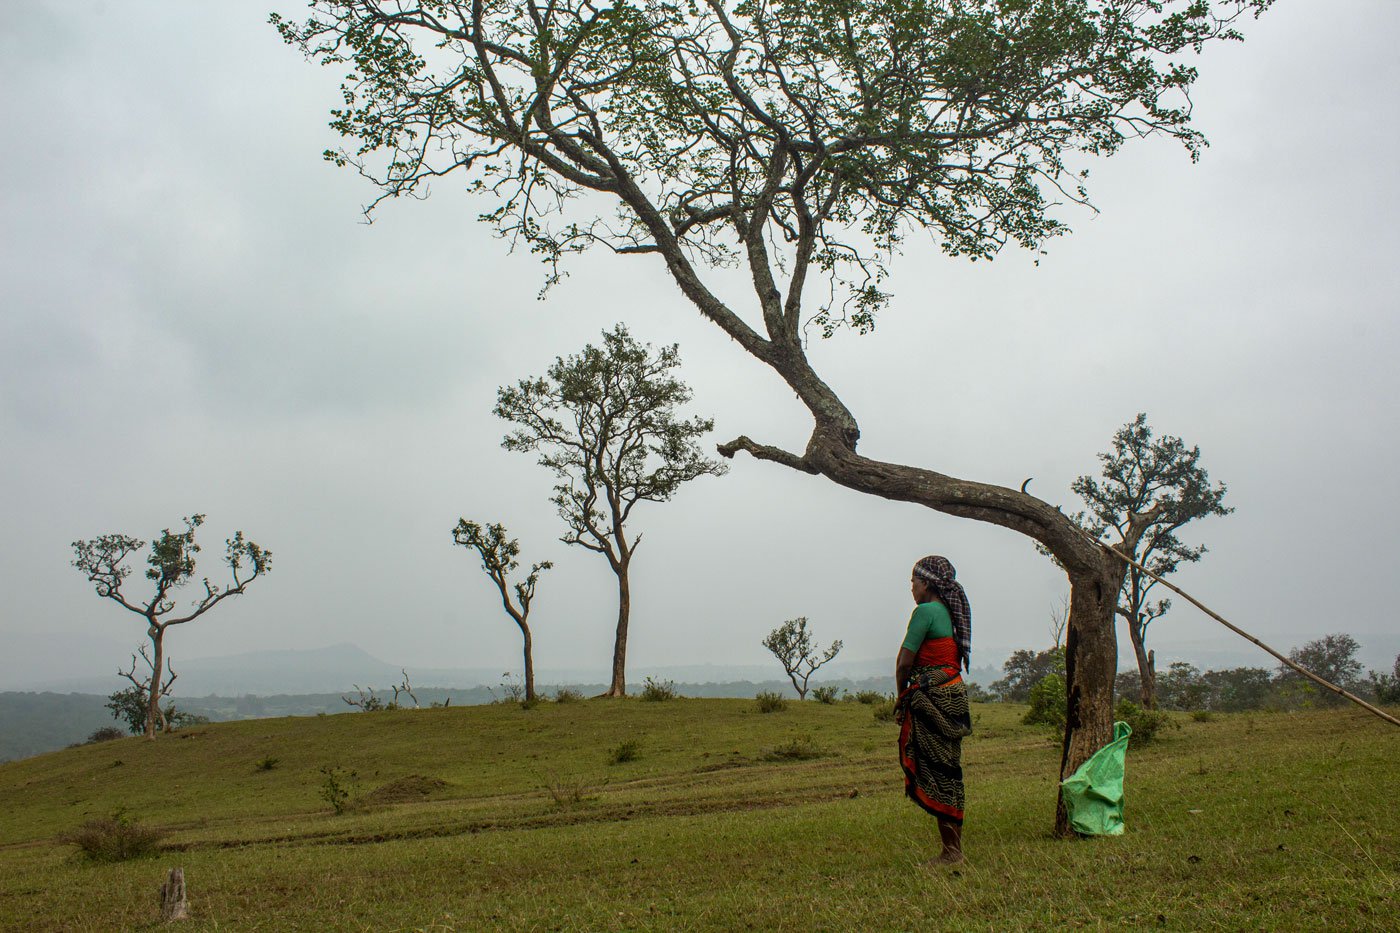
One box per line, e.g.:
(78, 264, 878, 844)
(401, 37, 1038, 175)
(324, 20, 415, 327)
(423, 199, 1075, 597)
(452, 520, 552, 702)
(1064, 414, 1231, 708)
(495, 326, 724, 697)
(105, 645, 204, 734)
(761, 617, 842, 700)
(72, 515, 270, 738)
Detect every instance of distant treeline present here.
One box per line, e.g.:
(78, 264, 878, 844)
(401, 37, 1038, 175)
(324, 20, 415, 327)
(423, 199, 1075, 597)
(7, 642, 1395, 763)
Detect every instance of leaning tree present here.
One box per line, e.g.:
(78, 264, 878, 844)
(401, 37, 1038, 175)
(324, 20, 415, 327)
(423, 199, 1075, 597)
(1064, 414, 1230, 708)
(495, 325, 724, 697)
(72, 514, 271, 738)
(452, 519, 553, 702)
(275, 0, 1273, 834)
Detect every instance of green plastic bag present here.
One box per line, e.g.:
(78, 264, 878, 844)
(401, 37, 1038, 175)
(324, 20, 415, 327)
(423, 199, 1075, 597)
(1060, 720, 1133, 836)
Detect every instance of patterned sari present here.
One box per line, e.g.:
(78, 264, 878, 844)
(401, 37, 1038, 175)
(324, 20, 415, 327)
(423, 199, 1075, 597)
(898, 664, 972, 824)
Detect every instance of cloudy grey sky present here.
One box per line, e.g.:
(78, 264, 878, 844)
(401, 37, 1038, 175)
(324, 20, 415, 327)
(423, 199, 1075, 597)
(3, 2, 1398, 692)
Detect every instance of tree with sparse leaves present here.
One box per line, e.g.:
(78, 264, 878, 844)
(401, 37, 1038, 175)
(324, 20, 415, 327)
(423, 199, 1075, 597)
(1060, 414, 1231, 708)
(72, 515, 270, 738)
(277, 0, 1274, 835)
(1278, 634, 1363, 708)
(762, 617, 842, 700)
(452, 519, 552, 702)
(494, 325, 724, 697)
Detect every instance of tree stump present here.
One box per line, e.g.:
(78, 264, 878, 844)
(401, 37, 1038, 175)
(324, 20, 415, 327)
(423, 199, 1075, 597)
(160, 867, 188, 921)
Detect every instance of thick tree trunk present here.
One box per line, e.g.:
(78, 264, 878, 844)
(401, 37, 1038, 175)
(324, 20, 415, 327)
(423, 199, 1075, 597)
(1056, 568, 1121, 836)
(522, 625, 535, 703)
(605, 567, 631, 698)
(146, 626, 162, 740)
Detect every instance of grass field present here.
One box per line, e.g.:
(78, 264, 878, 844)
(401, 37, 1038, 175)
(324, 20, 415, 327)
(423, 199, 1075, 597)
(0, 698, 1394, 931)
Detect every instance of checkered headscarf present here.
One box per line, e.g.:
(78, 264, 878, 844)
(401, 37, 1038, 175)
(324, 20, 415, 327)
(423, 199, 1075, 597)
(913, 555, 972, 671)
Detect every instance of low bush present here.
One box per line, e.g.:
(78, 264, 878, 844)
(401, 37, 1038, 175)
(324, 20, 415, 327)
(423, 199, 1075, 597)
(544, 776, 597, 809)
(872, 700, 897, 723)
(852, 690, 887, 705)
(754, 691, 787, 713)
(641, 677, 678, 702)
(1115, 698, 1176, 744)
(64, 810, 164, 862)
(761, 734, 825, 761)
(85, 727, 126, 744)
(255, 755, 280, 772)
(608, 739, 642, 764)
(1023, 673, 1067, 729)
(553, 688, 584, 704)
(810, 685, 842, 704)
(1191, 710, 1216, 723)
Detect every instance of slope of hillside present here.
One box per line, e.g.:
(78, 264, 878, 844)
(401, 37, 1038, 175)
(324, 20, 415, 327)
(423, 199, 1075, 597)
(0, 700, 1394, 930)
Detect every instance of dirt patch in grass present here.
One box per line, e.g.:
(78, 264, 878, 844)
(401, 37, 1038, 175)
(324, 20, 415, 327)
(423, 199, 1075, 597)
(363, 775, 450, 805)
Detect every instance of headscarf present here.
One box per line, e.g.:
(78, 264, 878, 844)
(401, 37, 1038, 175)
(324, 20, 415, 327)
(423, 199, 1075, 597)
(913, 555, 972, 671)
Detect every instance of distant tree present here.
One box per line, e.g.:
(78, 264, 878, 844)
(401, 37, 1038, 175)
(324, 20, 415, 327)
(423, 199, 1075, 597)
(1278, 634, 1363, 708)
(992, 647, 1066, 704)
(761, 617, 842, 700)
(342, 670, 421, 711)
(1062, 414, 1231, 708)
(1200, 666, 1274, 712)
(72, 515, 270, 738)
(1366, 655, 1400, 705)
(1155, 661, 1209, 711)
(495, 326, 724, 697)
(452, 520, 552, 702)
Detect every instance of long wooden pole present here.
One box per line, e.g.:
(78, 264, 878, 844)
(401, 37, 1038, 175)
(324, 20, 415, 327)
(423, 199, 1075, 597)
(1086, 532, 1399, 728)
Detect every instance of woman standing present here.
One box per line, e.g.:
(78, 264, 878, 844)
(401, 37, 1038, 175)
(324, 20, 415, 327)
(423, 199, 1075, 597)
(895, 555, 974, 865)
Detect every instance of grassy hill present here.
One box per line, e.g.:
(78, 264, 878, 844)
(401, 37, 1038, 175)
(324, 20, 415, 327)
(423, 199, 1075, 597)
(0, 699, 1394, 930)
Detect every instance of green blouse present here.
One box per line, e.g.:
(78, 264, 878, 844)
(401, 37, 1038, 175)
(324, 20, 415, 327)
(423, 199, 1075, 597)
(901, 600, 954, 653)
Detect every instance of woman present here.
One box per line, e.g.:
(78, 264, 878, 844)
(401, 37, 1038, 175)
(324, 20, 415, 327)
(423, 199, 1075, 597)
(895, 555, 973, 865)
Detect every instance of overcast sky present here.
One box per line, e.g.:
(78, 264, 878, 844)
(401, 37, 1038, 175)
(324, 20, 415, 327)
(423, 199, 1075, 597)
(3, 2, 1398, 692)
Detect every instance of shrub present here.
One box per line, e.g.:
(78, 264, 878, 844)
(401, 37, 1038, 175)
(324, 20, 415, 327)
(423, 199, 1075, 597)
(86, 727, 126, 744)
(810, 685, 842, 704)
(761, 734, 825, 761)
(553, 687, 584, 703)
(641, 676, 678, 702)
(1191, 710, 1216, 723)
(255, 755, 280, 772)
(544, 776, 596, 808)
(1022, 673, 1066, 729)
(1115, 698, 1175, 744)
(1366, 655, 1400, 704)
(65, 810, 164, 862)
(608, 739, 642, 764)
(319, 766, 359, 815)
(852, 690, 887, 705)
(754, 691, 787, 713)
(872, 699, 897, 723)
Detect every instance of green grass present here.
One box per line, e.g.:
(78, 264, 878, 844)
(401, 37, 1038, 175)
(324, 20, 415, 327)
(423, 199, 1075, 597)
(0, 699, 1394, 930)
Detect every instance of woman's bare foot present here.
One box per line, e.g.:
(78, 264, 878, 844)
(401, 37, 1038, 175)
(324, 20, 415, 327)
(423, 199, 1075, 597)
(928, 849, 965, 866)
